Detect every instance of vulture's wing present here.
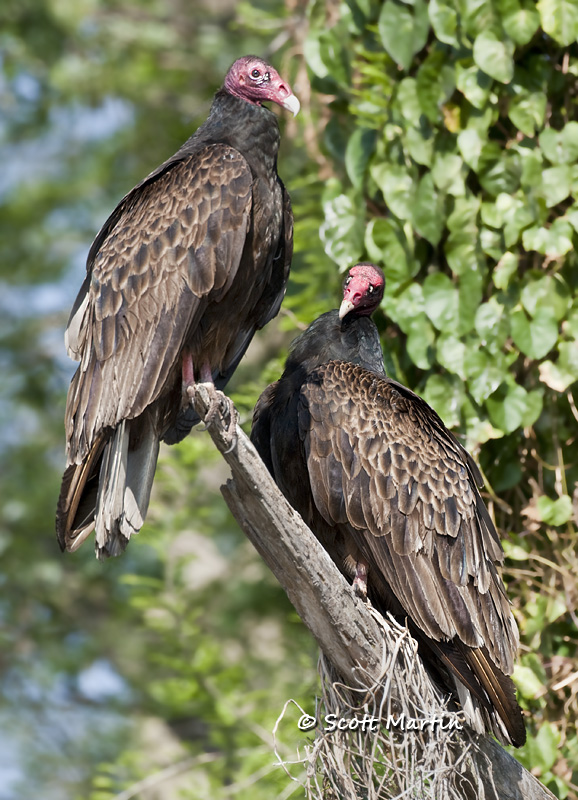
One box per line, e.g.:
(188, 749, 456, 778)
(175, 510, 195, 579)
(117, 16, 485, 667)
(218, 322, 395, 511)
(299, 360, 519, 675)
(65, 144, 252, 462)
(161, 182, 292, 445)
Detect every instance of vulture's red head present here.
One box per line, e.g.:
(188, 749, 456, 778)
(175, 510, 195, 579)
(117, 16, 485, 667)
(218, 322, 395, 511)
(224, 56, 300, 116)
(339, 263, 385, 320)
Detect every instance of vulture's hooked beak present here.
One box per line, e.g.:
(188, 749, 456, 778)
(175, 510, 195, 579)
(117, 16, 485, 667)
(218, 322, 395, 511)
(339, 299, 355, 320)
(282, 94, 301, 117)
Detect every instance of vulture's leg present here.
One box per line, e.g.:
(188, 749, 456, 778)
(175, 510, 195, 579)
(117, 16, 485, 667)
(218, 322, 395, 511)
(353, 559, 369, 600)
(183, 353, 237, 450)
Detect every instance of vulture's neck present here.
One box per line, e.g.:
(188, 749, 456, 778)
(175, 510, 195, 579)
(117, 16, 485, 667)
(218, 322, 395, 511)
(191, 90, 281, 176)
(283, 310, 386, 388)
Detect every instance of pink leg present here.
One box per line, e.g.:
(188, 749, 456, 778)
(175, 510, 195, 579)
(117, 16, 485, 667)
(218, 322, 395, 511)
(199, 362, 213, 384)
(182, 351, 195, 388)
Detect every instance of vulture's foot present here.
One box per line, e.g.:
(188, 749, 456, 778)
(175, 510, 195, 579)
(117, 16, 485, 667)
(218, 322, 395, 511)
(353, 560, 368, 600)
(187, 383, 238, 453)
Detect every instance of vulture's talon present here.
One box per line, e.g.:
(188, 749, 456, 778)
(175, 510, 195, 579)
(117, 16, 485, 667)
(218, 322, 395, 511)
(219, 394, 238, 453)
(192, 383, 238, 452)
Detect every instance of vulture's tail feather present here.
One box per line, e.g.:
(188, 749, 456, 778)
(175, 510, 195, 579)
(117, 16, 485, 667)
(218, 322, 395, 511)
(56, 410, 160, 558)
(56, 432, 108, 553)
(426, 636, 526, 746)
(94, 412, 160, 559)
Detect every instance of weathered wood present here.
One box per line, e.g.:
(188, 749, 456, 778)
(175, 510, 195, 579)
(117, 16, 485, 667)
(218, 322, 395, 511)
(192, 385, 555, 800)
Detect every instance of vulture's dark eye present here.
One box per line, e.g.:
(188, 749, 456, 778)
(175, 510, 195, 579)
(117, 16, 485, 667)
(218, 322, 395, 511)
(344, 277, 351, 287)
(251, 69, 261, 78)
(367, 285, 375, 294)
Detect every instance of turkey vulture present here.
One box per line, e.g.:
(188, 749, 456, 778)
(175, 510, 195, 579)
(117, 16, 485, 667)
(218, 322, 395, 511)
(251, 263, 526, 746)
(57, 56, 299, 559)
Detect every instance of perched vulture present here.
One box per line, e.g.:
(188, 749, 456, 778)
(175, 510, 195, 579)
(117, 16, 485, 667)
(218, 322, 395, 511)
(57, 56, 299, 559)
(251, 263, 525, 746)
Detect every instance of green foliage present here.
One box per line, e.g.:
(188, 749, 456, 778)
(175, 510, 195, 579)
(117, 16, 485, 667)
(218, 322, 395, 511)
(304, 0, 578, 794)
(4, 0, 578, 796)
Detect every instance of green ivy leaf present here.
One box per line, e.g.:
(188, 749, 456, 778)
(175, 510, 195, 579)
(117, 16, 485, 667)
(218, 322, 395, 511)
(509, 91, 547, 137)
(513, 664, 545, 699)
(539, 122, 578, 165)
(475, 298, 509, 348)
(520, 273, 571, 320)
(455, 62, 493, 109)
(345, 128, 377, 189)
(522, 219, 574, 256)
(558, 339, 578, 376)
(423, 374, 464, 428)
(423, 272, 458, 332)
(510, 307, 559, 359)
(478, 142, 521, 195)
(458, 129, 484, 170)
(395, 78, 422, 126)
(386, 282, 425, 331)
(365, 217, 418, 289)
(416, 47, 455, 123)
(405, 126, 434, 166)
(320, 189, 365, 268)
(539, 341, 578, 391)
(482, 193, 516, 229)
(445, 228, 482, 276)
(486, 382, 542, 433)
(437, 333, 466, 378)
(480, 226, 503, 259)
(378, 0, 430, 72)
(412, 173, 445, 245)
(318, 29, 352, 89)
(541, 165, 572, 207)
(493, 251, 519, 290)
(465, 350, 507, 404)
(371, 162, 416, 220)
(519, 147, 545, 190)
(537, 495, 574, 526)
(503, 540, 531, 561)
(500, 0, 541, 44)
(503, 203, 537, 248)
(431, 153, 466, 196)
(428, 0, 459, 45)
(537, 0, 578, 46)
(460, 0, 501, 37)
(473, 31, 515, 84)
(458, 269, 483, 334)
(406, 313, 436, 369)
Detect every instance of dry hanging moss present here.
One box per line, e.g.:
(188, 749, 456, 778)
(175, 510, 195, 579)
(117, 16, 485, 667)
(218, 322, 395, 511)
(274, 608, 505, 800)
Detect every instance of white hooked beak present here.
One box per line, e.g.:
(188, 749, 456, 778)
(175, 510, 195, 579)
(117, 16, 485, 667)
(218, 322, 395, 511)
(282, 94, 300, 117)
(339, 299, 355, 320)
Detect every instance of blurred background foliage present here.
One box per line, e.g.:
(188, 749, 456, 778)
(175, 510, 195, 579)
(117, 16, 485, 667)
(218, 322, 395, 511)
(1, 0, 578, 797)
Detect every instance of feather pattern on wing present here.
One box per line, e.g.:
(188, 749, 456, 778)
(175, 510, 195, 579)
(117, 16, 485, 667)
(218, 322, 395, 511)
(65, 146, 252, 462)
(300, 361, 516, 672)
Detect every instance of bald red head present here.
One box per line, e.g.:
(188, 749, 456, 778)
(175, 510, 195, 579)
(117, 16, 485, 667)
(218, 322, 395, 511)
(224, 56, 300, 116)
(339, 263, 385, 320)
